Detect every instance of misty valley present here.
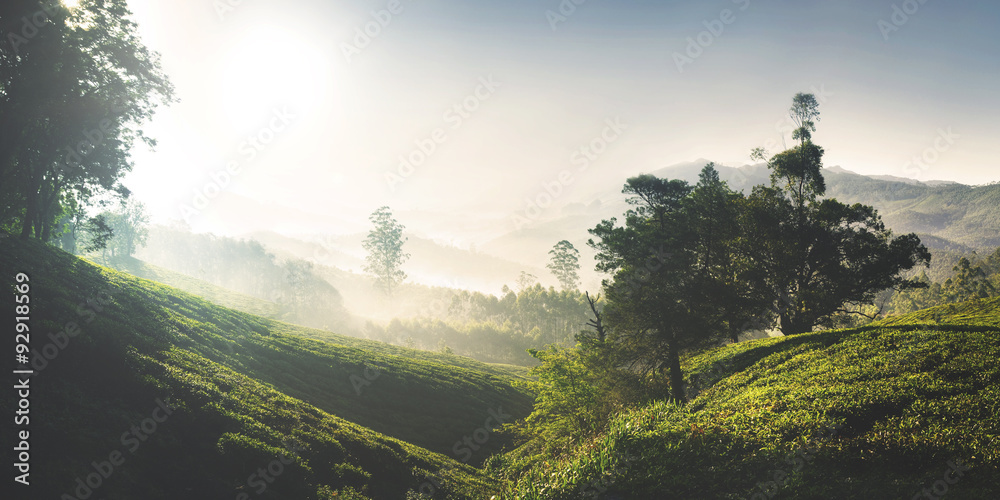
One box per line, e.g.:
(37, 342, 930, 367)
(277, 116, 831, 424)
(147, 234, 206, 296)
(3, 1, 1000, 499)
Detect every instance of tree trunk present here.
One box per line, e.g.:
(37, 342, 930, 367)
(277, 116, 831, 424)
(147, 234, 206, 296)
(779, 312, 811, 335)
(668, 332, 686, 404)
(19, 183, 37, 240)
(37, 179, 62, 243)
(779, 311, 792, 334)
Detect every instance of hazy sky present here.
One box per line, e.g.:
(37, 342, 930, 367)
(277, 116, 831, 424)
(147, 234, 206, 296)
(119, 0, 1000, 241)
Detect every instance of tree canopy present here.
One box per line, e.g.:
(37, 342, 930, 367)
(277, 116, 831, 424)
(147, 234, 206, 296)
(362, 206, 410, 295)
(589, 164, 753, 401)
(746, 94, 930, 334)
(546, 240, 581, 291)
(0, 0, 174, 240)
(585, 93, 931, 404)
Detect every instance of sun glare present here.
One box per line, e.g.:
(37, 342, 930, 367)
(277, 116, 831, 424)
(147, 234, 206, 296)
(62, 0, 80, 8)
(217, 28, 332, 128)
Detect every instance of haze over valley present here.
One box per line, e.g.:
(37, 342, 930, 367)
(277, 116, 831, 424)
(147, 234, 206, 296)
(3, 1, 1000, 499)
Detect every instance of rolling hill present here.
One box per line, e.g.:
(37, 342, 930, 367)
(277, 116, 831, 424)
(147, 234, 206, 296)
(497, 298, 1000, 498)
(0, 235, 532, 499)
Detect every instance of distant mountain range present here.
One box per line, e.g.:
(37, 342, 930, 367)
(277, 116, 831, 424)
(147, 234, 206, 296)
(243, 160, 999, 296)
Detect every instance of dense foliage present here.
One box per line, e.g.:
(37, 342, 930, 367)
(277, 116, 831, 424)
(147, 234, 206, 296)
(0, 0, 173, 239)
(496, 299, 1000, 499)
(888, 247, 1000, 314)
(582, 94, 929, 405)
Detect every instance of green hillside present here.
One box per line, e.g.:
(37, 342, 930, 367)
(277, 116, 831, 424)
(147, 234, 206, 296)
(498, 299, 1000, 498)
(821, 171, 1000, 249)
(876, 297, 1000, 330)
(0, 236, 532, 499)
(100, 254, 533, 376)
(8, 230, 1000, 499)
(103, 256, 283, 319)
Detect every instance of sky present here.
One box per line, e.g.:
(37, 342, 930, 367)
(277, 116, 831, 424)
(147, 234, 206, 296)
(117, 0, 1000, 243)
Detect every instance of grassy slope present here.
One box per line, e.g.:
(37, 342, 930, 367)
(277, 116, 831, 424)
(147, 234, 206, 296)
(500, 299, 1000, 499)
(0, 236, 532, 499)
(874, 297, 1000, 330)
(103, 255, 283, 318)
(103, 255, 530, 380)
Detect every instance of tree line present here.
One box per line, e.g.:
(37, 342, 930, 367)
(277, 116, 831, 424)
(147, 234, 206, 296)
(361, 283, 599, 364)
(888, 247, 1000, 314)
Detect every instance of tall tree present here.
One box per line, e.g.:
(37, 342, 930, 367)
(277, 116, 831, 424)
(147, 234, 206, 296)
(748, 93, 931, 334)
(589, 172, 748, 402)
(789, 92, 821, 144)
(687, 164, 771, 342)
(547, 240, 581, 291)
(362, 206, 410, 295)
(0, 0, 174, 239)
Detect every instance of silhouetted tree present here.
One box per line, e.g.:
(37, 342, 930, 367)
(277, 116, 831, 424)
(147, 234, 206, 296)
(747, 93, 931, 334)
(547, 240, 581, 291)
(0, 0, 174, 239)
(590, 171, 749, 402)
(362, 206, 410, 295)
(789, 92, 821, 144)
